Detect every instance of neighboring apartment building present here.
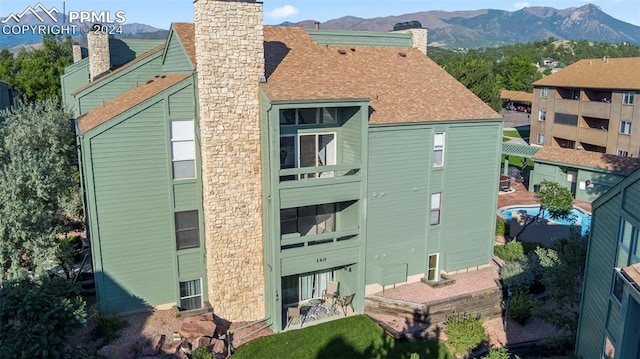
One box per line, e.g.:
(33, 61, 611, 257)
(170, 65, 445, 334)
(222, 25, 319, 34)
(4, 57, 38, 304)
(0, 81, 17, 110)
(64, 0, 503, 331)
(530, 57, 640, 157)
(575, 167, 640, 358)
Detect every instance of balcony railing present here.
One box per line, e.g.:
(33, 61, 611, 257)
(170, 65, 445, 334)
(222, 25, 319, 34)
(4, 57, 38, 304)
(280, 164, 361, 182)
(581, 101, 611, 119)
(281, 227, 360, 250)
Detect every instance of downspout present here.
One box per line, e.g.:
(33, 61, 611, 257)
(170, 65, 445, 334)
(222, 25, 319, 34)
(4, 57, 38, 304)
(73, 119, 90, 256)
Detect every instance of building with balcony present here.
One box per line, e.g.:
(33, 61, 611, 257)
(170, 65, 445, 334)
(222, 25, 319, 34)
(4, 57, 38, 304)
(575, 167, 640, 358)
(65, 0, 503, 332)
(530, 57, 640, 157)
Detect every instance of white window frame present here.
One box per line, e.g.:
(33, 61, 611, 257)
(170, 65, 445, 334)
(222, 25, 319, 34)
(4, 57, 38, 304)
(170, 120, 196, 180)
(537, 133, 544, 145)
(430, 192, 442, 225)
(179, 278, 203, 310)
(427, 253, 439, 282)
(540, 87, 548, 98)
(622, 91, 635, 105)
(538, 110, 546, 121)
(297, 132, 337, 178)
(619, 121, 632, 135)
(617, 149, 629, 157)
(433, 132, 445, 167)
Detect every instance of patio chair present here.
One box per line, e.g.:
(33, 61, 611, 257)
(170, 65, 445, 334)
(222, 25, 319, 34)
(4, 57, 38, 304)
(336, 293, 355, 317)
(322, 281, 339, 306)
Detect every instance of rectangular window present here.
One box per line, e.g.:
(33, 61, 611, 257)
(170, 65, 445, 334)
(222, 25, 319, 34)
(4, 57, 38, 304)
(427, 253, 439, 281)
(617, 149, 629, 157)
(537, 133, 544, 145)
(433, 132, 445, 167)
(282, 269, 334, 306)
(540, 88, 548, 98)
(570, 89, 580, 100)
(175, 210, 199, 250)
(616, 219, 639, 268)
(619, 121, 632, 135)
(554, 112, 578, 126)
(430, 193, 442, 225)
(279, 133, 336, 180)
(612, 270, 624, 304)
(179, 279, 202, 310)
(280, 204, 336, 237)
(171, 120, 196, 180)
(622, 91, 635, 105)
(279, 108, 338, 125)
(538, 110, 546, 121)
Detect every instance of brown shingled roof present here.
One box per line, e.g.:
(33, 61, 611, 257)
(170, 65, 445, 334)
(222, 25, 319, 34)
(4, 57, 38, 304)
(532, 146, 640, 174)
(261, 27, 501, 125)
(72, 44, 165, 95)
(77, 73, 191, 133)
(501, 90, 533, 104)
(172, 23, 196, 68)
(533, 57, 640, 90)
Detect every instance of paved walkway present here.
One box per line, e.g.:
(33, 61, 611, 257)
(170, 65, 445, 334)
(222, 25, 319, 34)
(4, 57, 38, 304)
(499, 181, 591, 213)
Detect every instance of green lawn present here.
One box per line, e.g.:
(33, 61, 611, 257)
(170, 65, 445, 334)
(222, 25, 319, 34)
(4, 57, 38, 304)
(232, 315, 452, 359)
(503, 129, 530, 139)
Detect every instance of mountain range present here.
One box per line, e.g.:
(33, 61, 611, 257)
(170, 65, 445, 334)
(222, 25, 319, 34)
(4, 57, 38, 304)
(2, 3, 639, 50)
(283, 4, 640, 48)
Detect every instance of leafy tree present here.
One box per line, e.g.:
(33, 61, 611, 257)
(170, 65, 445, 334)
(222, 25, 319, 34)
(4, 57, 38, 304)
(0, 35, 72, 101)
(0, 276, 86, 358)
(0, 98, 79, 279)
(434, 51, 502, 111)
(532, 230, 588, 348)
(498, 54, 542, 92)
(512, 180, 573, 240)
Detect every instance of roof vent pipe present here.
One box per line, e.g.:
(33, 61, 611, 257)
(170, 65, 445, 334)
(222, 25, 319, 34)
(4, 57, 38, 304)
(314, 21, 320, 30)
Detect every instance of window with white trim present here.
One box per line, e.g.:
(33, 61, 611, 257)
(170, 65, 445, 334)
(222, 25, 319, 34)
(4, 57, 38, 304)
(617, 149, 629, 157)
(622, 91, 635, 105)
(427, 253, 439, 281)
(175, 211, 199, 250)
(538, 110, 546, 121)
(612, 270, 624, 304)
(430, 193, 442, 225)
(171, 120, 196, 179)
(537, 133, 544, 145)
(619, 121, 632, 135)
(179, 279, 202, 310)
(433, 132, 445, 167)
(540, 88, 548, 98)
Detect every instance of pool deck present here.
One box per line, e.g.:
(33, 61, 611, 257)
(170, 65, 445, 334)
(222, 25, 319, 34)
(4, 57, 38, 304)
(498, 181, 592, 213)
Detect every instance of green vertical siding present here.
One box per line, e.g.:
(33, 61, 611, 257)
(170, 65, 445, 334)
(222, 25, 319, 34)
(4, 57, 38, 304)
(441, 124, 501, 271)
(622, 177, 640, 215)
(366, 127, 430, 282)
(110, 38, 165, 67)
(76, 54, 163, 115)
(163, 31, 194, 73)
(339, 107, 362, 164)
(576, 192, 622, 357)
(168, 86, 197, 115)
(366, 121, 502, 284)
(61, 59, 89, 115)
(88, 102, 174, 312)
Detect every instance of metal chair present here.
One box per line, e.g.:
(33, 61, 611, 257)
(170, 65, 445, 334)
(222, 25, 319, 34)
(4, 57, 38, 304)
(322, 281, 339, 306)
(336, 293, 355, 317)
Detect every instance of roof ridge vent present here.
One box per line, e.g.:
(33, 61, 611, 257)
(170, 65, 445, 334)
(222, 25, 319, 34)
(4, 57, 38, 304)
(398, 52, 407, 57)
(337, 49, 347, 55)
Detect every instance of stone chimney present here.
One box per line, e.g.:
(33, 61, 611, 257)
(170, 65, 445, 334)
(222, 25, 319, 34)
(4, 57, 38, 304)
(87, 28, 110, 81)
(394, 28, 428, 56)
(194, 0, 265, 322)
(72, 43, 83, 63)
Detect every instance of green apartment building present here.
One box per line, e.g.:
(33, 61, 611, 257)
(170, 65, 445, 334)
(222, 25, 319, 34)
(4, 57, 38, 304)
(66, 0, 503, 331)
(576, 167, 640, 358)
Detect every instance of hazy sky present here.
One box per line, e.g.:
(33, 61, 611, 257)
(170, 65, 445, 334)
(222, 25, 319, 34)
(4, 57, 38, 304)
(1, 0, 639, 29)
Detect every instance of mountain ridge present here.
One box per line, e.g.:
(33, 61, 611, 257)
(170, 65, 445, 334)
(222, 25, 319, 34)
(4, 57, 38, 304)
(281, 4, 640, 48)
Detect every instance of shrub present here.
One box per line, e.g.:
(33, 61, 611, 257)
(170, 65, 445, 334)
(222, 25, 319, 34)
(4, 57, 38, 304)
(63, 345, 100, 359)
(483, 347, 520, 359)
(493, 241, 525, 262)
(192, 346, 216, 359)
(500, 260, 535, 293)
(444, 313, 487, 355)
(0, 276, 86, 358)
(496, 216, 508, 237)
(508, 292, 533, 325)
(91, 307, 128, 346)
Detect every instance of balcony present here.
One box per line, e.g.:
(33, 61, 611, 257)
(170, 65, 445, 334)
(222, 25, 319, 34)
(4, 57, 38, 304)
(581, 101, 611, 119)
(281, 227, 360, 250)
(552, 124, 578, 140)
(553, 99, 580, 114)
(279, 165, 362, 209)
(280, 164, 361, 183)
(578, 127, 608, 148)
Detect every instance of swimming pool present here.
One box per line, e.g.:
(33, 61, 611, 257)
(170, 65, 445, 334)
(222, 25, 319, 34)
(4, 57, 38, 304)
(499, 205, 591, 236)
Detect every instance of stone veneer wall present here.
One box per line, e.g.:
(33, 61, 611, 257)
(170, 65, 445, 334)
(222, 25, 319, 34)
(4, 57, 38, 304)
(395, 28, 428, 56)
(72, 44, 82, 63)
(194, 0, 265, 321)
(87, 31, 110, 81)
